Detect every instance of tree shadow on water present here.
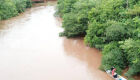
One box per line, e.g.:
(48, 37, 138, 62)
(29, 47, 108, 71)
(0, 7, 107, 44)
(63, 38, 113, 80)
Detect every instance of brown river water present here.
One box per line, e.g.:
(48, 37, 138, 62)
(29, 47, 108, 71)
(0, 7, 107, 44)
(0, 1, 115, 80)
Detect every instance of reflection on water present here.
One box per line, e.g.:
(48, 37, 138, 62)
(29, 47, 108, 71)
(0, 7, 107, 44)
(0, 2, 113, 80)
(63, 38, 113, 80)
(63, 38, 101, 69)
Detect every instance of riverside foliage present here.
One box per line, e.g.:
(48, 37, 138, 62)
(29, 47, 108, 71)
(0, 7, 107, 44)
(57, 0, 140, 79)
(0, 0, 32, 20)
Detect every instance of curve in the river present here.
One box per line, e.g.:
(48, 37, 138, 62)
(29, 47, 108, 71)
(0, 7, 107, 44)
(0, 2, 113, 80)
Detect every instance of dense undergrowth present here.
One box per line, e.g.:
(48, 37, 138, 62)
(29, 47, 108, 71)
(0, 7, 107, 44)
(0, 0, 32, 20)
(57, 0, 140, 79)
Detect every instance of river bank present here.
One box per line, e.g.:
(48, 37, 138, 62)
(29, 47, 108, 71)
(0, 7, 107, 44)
(57, 0, 140, 80)
(0, 2, 113, 80)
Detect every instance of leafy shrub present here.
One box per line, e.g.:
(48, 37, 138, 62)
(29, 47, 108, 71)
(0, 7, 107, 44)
(59, 13, 87, 38)
(59, 0, 95, 38)
(105, 23, 128, 41)
(126, 5, 140, 16)
(125, 1, 140, 16)
(0, 0, 18, 20)
(56, 0, 77, 16)
(101, 42, 127, 74)
(12, 0, 32, 13)
(122, 17, 140, 40)
(26, 0, 32, 8)
(134, 28, 140, 39)
(0, 0, 32, 20)
(88, 0, 126, 23)
(13, 0, 27, 13)
(120, 39, 140, 76)
(84, 21, 106, 49)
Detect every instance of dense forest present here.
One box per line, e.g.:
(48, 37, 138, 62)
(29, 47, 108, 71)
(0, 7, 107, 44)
(0, 0, 32, 20)
(56, 0, 140, 79)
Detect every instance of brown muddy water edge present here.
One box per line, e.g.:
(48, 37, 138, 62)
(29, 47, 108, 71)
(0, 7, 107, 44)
(0, 1, 139, 80)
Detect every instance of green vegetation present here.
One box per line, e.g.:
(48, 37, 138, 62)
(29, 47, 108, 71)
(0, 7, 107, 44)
(101, 42, 127, 74)
(58, 0, 95, 38)
(84, 21, 106, 49)
(56, 0, 77, 17)
(0, 0, 32, 20)
(57, 0, 140, 79)
(120, 39, 140, 77)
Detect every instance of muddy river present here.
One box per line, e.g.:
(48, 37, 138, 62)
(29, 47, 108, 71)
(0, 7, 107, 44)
(0, 2, 113, 80)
